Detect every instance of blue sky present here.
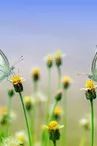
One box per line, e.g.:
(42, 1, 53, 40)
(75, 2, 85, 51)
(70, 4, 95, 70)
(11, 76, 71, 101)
(0, 0, 97, 83)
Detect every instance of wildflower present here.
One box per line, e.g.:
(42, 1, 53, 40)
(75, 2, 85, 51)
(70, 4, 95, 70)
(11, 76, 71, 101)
(32, 67, 40, 82)
(81, 79, 97, 100)
(2, 137, 20, 146)
(79, 117, 90, 130)
(0, 107, 16, 125)
(10, 75, 24, 93)
(15, 131, 28, 145)
(55, 50, 65, 67)
(54, 106, 62, 121)
(62, 76, 71, 89)
(24, 96, 34, 111)
(47, 121, 64, 142)
(8, 87, 15, 97)
(44, 54, 53, 68)
(55, 90, 62, 102)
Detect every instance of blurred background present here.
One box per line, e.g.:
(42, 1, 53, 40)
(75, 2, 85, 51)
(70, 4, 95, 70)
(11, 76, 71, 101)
(0, 0, 97, 145)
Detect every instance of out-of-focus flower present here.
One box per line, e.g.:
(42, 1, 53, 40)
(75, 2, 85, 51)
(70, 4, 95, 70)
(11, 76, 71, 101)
(55, 90, 62, 102)
(0, 107, 16, 125)
(32, 67, 40, 82)
(15, 131, 28, 145)
(81, 79, 97, 100)
(44, 54, 53, 68)
(1, 137, 20, 146)
(54, 106, 63, 121)
(46, 121, 64, 142)
(79, 114, 92, 130)
(10, 75, 24, 93)
(62, 76, 72, 89)
(8, 87, 15, 97)
(24, 96, 34, 111)
(55, 50, 66, 67)
(41, 125, 48, 132)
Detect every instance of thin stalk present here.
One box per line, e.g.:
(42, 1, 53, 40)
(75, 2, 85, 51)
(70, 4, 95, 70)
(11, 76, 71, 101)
(57, 66, 61, 90)
(79, 131, 85, 146)
(28, 110, 34, 146)
(62, 89, 67, 146)
(46, 68, 51, 123)
(19, 92, 32, 146)
(53, 140, 56, 146)
(6, 97, 12, 137)
(49, 100, 58, 122)
(90, 100, 94, 146)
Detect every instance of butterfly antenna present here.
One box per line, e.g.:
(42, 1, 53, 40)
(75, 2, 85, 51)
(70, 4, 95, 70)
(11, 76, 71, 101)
(13, 56, 23, 66)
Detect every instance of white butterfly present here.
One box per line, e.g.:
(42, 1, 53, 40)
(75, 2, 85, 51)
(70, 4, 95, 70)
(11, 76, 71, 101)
(78, 50, 97, 82)
(0, 49, 23, 82)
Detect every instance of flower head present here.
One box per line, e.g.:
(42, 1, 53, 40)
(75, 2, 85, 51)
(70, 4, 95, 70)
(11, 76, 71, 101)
(62, 76, 71, 89)
(2, 137, 20, 146)
(54, 106, 62, 121)
(44, 55, 53, 68)
(15, 131, 28, 145)
(0, 107, 16, 125)
(10, 75, 24, 93)
(47, 121, 64, 142)
(55, 90, 62, 102)
(32, 67, 40, 81)
(55, 50, 66, 67)
(8, 87, 15, 97)
(81, 79, 97, 100)
(24, 96, 34, 111)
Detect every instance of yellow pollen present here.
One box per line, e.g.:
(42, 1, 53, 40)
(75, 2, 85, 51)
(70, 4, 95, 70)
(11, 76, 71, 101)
(85, 79, 95, 89)
(17, 135, 24, 142)
(48, 121, 58, 130)
(11, 75, 22, 84)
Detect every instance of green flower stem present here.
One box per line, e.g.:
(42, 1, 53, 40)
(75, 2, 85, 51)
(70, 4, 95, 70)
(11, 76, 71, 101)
(19, 92, 32, 146)
(62, 89, 67, 146)
(41, 132, 46, 146)
(90, 100, 94, 146)
(57, 66, 61, 89)
(49, 100, 58, 122)
(79, 131, 85, 146)
(53, 140, 56, 146)
(33, 81, 38, 141)
(6, 96, 12, 137)
(46, 68, 51, 123)
(28, 110, 34, 146)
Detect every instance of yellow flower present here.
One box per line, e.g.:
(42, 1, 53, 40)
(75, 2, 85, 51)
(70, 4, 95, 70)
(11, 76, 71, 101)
(85, 79, 95, 89)
(10, 75, 24, 85)
(0, 107, 7, 116)
(54, 106, 62, 116)
(48, 121, 63, 131)
(32, 67, 40, 76)
(10, 75, 24, 92)
(32, 67, 40, 81)
(55, 50, 66, 67)
(15, 131, 27, 144)
(62, 76, 71, 89)
(24, 96, 34, 111)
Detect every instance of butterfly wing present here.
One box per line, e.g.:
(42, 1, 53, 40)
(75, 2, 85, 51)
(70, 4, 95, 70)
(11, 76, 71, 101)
(0, 50, 10, 81)
(91, 51, 97, 75)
